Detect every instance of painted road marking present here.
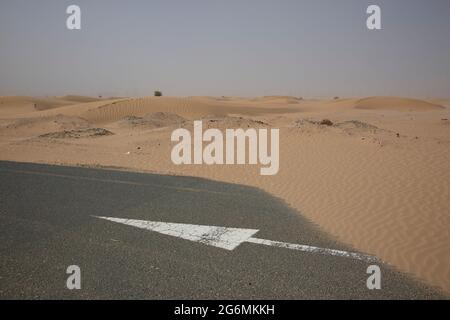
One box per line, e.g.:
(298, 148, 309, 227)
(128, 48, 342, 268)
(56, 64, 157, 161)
(94, 216, 379, 262)
(96, 216, 258, 250)
(246, 237, 378, 262)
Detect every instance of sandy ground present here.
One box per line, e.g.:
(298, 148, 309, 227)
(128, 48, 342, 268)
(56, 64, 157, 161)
(1, 95, 449, 294)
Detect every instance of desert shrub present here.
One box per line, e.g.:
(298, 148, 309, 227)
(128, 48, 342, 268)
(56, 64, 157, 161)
(320, 119, 333, 126)
(154, 91, 162, 97)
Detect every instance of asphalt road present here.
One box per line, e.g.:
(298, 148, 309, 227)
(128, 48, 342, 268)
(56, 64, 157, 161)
(0, 161, 445, 299)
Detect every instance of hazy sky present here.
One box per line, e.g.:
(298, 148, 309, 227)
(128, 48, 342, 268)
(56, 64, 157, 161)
(0, 0, 449, 98)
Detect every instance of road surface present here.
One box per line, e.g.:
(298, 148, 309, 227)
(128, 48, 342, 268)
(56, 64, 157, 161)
(0, 161, 445, 299)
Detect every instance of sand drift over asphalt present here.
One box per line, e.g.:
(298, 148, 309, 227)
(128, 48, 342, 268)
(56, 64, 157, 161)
(0, 95, 449, 294)
(0, 161, 445, 299)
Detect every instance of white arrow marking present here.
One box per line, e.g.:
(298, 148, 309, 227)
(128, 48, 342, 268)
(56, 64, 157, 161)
(95, 216, 258, 250)
(94, 216, 378, 262)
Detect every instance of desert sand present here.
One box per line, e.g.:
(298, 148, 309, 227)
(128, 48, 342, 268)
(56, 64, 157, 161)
(1, 95, 449, 294)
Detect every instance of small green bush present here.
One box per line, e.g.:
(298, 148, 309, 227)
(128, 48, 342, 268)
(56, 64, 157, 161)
(154, 91, 162, 97)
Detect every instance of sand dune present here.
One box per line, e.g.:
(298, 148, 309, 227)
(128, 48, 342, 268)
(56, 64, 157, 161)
(58, 95, 104, 103)
(23, 98, 127, 120)
(57, 97, 299, 124)
(355, 97, 444, 112)
(251, 96, 303, 104)
(0, 95, 449, 294)
(0, 95, 107, 117)
(0, 96, 46, 116)
(80, 97, 220, 123)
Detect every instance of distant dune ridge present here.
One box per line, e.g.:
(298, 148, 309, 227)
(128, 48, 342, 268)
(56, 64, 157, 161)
(0, 95, 103, 116)
(355, 97, 444, 112)
(0, 94, 449, 295)
(59, 95, 104, 103)
(2, 95, 444, 121)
